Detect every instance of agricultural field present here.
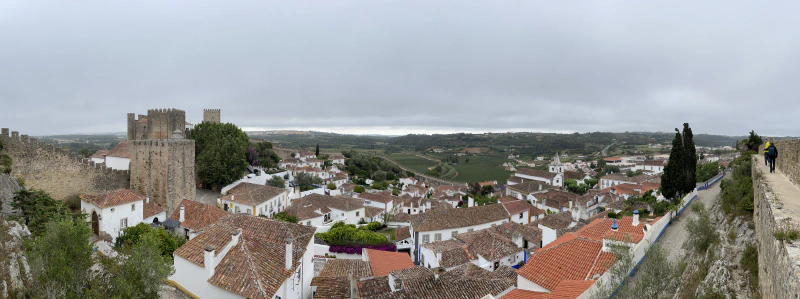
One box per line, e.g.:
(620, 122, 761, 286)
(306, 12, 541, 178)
(386, 153, 438, 174)
(429, 153, 513, 183)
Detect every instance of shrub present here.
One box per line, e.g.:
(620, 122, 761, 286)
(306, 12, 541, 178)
(607, 211, 618, 219)
(316, 222, 389, 246)
(272, 211, 298, 223)
(329, 243, 397, 255)
(364, 222, 383, 231)
(740, 243, 758, 291)
(774, 223, 800, 242)
(353, 186, 365, 193)
(684, 204, 718, 254)
(115, 223, 186, 260)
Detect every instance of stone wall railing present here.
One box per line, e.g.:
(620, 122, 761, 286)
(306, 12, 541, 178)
(773, 139, 800, 185)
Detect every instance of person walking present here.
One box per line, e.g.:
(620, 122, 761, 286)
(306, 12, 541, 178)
(764, 140, 771, 166)
(767, 142, 778, 173)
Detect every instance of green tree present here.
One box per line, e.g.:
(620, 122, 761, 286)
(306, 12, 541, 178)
(247, 141, 281, 169)
(584, 178, 598, 189)
(295, 172, 323, 191)
(267, 175, 286, 188)
(684, 202, 719, 253)
(0, 153, 11, 174)
(353, 185, 366, 193)
(315, 143, 320, 156)
(28, 218, 94, 299)
(372, 170, 387, 182)
(565, 179, 589, 195)
(115, 223, 186, 260)
(464, 157, 469, 163)
(326, 182, 337, 190)
(96, 233, 175, 298)
(682, 123, 698, 192)
(190, 122, 250, 189)
(78, 146, 92, 158)
(661, 124, 697, 203)
(272, 211, 299, 223)
(11, 189, 72, 236)
(743, 130, 763, 152)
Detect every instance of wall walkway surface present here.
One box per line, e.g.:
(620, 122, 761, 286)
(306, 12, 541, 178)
(754, 149, 800, 298)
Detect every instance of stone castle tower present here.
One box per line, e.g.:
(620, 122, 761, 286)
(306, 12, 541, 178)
(127, 108, 187, 141)
(126, 109, 195, 213)
(203, 109, 221, 123)
(130, 130, 195, 214)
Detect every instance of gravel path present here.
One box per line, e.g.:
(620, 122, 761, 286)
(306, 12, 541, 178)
(659, 172, 727, 263)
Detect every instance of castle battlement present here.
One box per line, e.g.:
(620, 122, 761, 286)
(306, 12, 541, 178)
(0, 127, 130, 200)
(203, 108, 221, 124)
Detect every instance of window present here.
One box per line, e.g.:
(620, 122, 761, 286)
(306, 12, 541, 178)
(246, 209, 251, 214)
(434, 233, 441, 241)
(422, 234, 430, 243)
(235, 206, 240, 213)
(467, 228, 474, 233)
(356, 211, 360, 217)
(452, 231, 458, 237)
(120, 218, 128, 229)
(131, 204, 136, 211)
(519, 213, 524, 220)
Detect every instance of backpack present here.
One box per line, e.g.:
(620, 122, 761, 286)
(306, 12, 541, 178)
(768, 146, 776, 158)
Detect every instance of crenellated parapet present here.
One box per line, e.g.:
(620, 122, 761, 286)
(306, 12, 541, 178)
(0, 127, 130, 200)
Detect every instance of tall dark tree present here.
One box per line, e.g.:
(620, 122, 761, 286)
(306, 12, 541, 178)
(661, 123, 698, 203)
(661, 130, 685, 201)
(315, 144, 320, 156)
(681, 123, 697, 194)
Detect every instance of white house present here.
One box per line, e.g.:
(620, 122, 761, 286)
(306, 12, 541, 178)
(170, 213, 317, 299)
(534, 212, 577, 248)
(104, 141, 131, 171)
(418, 222, 541, 271)
(409, 204, 511, 264)
(89, 149, 110, 165)
(633, 160, 666, 173)
(80, 188, 159, 242)
(168, 199, 228, 240)
(512, 169, 563, 187)
(358, 192, 399, 214)
(220, 182, 289, 217)
(328, 154, 346, 165)
(284, 194, 366, 227)
(398, 177, 420, 188)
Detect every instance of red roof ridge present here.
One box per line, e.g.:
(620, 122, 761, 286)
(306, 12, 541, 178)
(584, 245, 606, 280)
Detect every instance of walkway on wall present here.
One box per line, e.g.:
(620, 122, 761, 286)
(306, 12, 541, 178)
(754, 155, 800, 228)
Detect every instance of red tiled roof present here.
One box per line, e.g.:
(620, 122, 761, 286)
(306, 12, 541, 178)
(107, 141, 131, 158)
(517, 233, 613, 291)
(80, 188, 144, 208)
(319, 259, 373, 279)
(221, 183, 286, 207)
(410, 204, 509, 232)
(143, 201, 165, 219)
(90, 149, 110, 159)
(498, 196, 519, 203)
(365, 249, 415, 276)
(310, 277, 350, 299)
(169, 199, 228, 232)
(575, 217, 646, 243)
(174, 214, 317, 299)
(600, 183, 658, 196)
(502, 199, 534, 215)
(548, 280, 596, 298)
(502, 289, 549, 299)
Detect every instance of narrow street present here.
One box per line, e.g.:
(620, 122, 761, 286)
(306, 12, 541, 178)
(658, 172, 727, 263)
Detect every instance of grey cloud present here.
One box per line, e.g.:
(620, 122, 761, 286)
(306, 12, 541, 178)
(2, 0, 800, 136)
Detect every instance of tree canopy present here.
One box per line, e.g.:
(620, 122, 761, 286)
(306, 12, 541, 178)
(190, 122, 250, 189)
(295, 172, 323, 191)
(267, 175, 286, 188)
(115, 222, 186, 261)
(247, 141, 281, 169)
(11, 189, 73, 236)
(661, 123, 698, 203)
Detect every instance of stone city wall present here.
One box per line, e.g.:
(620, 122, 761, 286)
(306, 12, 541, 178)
(773, 139, 800, 185)
(753, 155, 800, 299)
(0, 128, 130, 201)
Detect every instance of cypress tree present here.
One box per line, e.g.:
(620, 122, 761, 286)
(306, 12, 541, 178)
(662, 129, 685, 201)
(315, 144, 320, 156)
(681, 123, 697, 193)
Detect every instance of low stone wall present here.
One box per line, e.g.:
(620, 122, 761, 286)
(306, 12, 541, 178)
(753, 156, 800, 298)
(774, 139, 800, 185)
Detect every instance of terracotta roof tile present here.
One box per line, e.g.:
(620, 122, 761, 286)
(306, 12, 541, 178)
(439, 263, 516, 284)
(420, 240, 475, 268)
(319, 259, 373, 279)
(516, 234, 611, 291)
(394, 226, 411, 241)
(410, 204, 509, 232)
(503, 200, 535, 215)
(547, 280, 597, 298)
(501, 289, 549, 299)
(222, 182, 286, 207)
(108, 141, 131, 158)
(365, 249, 415, 276)
(389, 266, 435, 281)
(285, 194, 364, 221)
(143, 201, 165, 219)
(356, 276, 391, 298)
(90, 149, 110, 159)
(80, 188, 144, 208)
(365, 206, 385, 218)
(174, 214, 316, 299)
(534, 212, 574, 230)
(574, 217, 646, 243)
(401, 279, 513, 299)
(169, 199, 228, 232)
(516, 169, 558, 179)
(311, 277, 350, 299)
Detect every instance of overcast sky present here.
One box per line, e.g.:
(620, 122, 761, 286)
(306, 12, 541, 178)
(2, 1, 799, 137)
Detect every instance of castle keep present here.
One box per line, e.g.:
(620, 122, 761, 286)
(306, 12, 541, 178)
(203, 109, 221, 124)
(127, 108, 187, 141)
(130, 130, 196, 214)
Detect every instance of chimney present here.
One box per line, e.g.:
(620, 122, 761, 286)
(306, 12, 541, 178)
(632, 210, 640, 226)
(179, 205, 185, 222)
(204, 245, 215, 277)
(468, 197, 474, 208)
(611, 219, 618, 231)
(285, 237, 293, 270)
(146, 196, 150, 204)
(349, 275, 357, 299)
(426, 200, 431, 210)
